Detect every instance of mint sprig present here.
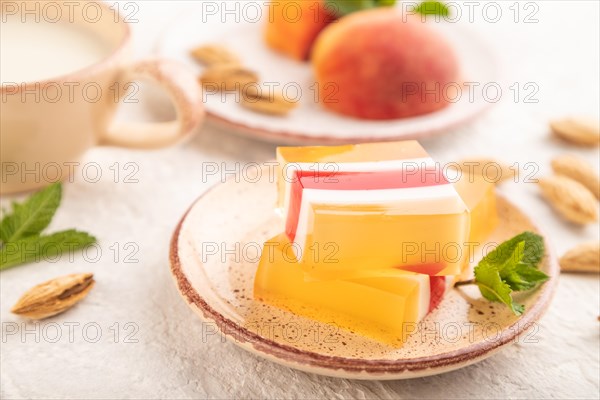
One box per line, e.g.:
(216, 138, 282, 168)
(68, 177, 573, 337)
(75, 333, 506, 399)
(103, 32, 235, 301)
(325, 0, 449, 17)
(458, 232, 549, 315)
(325, 0, 396, 17)
(415, 1, 450, 17)
(0, 183, 96, 270)
(0, 183, 61, 242)
(0, 230, 96, 270)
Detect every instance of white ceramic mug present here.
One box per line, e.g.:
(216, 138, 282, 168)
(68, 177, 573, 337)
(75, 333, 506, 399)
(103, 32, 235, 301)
(0, 0, 205, 194)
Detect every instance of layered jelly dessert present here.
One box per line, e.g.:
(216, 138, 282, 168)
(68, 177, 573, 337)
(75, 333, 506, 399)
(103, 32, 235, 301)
(255, 234, 452, 345)
(254, 141, 498, 345)
(277, 141, 470, 277)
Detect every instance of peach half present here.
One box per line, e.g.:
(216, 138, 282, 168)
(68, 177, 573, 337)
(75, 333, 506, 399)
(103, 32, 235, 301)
(265, 0, 336, 61)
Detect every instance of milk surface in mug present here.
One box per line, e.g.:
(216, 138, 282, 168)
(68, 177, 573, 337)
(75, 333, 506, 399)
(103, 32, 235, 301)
(0, 16, 113, 83)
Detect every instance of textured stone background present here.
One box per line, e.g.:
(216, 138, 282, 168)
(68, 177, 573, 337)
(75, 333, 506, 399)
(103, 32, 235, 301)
(1, 1, 599, 399)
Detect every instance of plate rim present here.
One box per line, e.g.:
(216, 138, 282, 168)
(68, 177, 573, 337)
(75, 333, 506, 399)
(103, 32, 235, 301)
(156, 10, 499, 145)
(204, 101, 493, 145)
(169, 177, 559, 378)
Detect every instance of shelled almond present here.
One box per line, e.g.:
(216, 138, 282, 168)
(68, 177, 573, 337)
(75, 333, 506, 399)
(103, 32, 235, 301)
(199, 64, 259, 91)
(241, 86, 298, 116)
(560, 242, 600, 273)
(190, 45, 240, 66)
(538, 175, 598, 224)
(550, 117, 600, 147)
(193, 43, 297, 117)
(551, 154, 600, 199)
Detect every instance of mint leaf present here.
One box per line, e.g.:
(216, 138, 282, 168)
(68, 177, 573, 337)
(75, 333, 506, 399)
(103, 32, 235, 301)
(0, 183, 62, 243)
(0, 184, 97, 271)
(472, 231, 547, 315)
(415, 1, 450, 16)
(485, 232, 548, 290)
(496, 240, 528, 281)
(504, 263, 549, 291)
(485, 231, 545, 269)
(325, 0, 396, 17)
(0, 230, 96, 270)
(474, 246, 525, 315)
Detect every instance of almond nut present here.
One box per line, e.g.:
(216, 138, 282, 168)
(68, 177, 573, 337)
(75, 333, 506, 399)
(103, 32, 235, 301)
(11, 273, 95, 320)
(551, 154, 600, 199)
(241, 86, 298, 116)
(550, 117, 600, 147)
(190, 45, 240, 66)
(538, 175, 599, 224)
(560, 242, 600, 273)
(199, 64, 258, 92)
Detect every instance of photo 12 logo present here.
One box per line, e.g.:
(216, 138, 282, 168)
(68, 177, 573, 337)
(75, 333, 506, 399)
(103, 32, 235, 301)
(1, 161, 140, 185)
(401, 1, 540, 23)
(2, 321, 140, 344)
(0, 240, 140, 266)
(1, 1, 139, 24)
(197, 160, 541, 185)
(200, 240, 340, 264)
(187, 1, 541, 24)
(200, 80, 541, 106)
(1, 81, 141, 105)
(199, 319, 542, 346)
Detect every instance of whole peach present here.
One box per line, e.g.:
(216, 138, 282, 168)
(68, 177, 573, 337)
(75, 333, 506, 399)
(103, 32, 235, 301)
(312, 9, 460, 119)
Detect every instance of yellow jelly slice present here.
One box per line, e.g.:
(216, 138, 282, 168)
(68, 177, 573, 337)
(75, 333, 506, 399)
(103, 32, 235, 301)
(254, 234, 440, 346)
(301, 205, 469, 278)
(453, 173, 498, 244)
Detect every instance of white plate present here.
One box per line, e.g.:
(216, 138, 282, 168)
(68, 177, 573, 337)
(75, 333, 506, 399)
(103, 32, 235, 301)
(156, 5, 498, 144)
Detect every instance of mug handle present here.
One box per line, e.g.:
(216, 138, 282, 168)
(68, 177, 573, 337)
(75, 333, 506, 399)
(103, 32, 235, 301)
(101, 59, 204, 149)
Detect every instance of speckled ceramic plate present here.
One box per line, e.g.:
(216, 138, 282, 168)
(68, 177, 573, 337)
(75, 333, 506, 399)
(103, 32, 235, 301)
(169, 167, 558, 380)
(156, 6, 497, 144)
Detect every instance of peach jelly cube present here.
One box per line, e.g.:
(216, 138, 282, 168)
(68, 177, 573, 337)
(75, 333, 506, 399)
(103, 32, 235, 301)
(276, 141, 470, 277)
(254, 234, 451, 346)
(454, 172, 499, 244)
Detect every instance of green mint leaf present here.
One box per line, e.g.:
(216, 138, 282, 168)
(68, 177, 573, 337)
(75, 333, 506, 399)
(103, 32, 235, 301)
(0, 229, 96, 270)
(503, 263, 549, 291)
(0, 183, 62, 243)
(496, 240, 528, 280)
(485, 232, 547, 291)
(474, 252, 524, 316)
(472, 232, 547, 315)
(325, 0, 396, 17)
(415, 1, 450, 16)
(482, 231, 544, 273)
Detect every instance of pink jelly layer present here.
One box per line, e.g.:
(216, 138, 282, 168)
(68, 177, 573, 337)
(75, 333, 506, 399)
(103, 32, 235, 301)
(428, 275, 447, 312)
(285, 168, 450, 242)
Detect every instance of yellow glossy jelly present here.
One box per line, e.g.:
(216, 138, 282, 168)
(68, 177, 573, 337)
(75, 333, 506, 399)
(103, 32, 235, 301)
(277, 141, 470, 277)
(254, 234, 450, 346)
(454, 173, 498, 244)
